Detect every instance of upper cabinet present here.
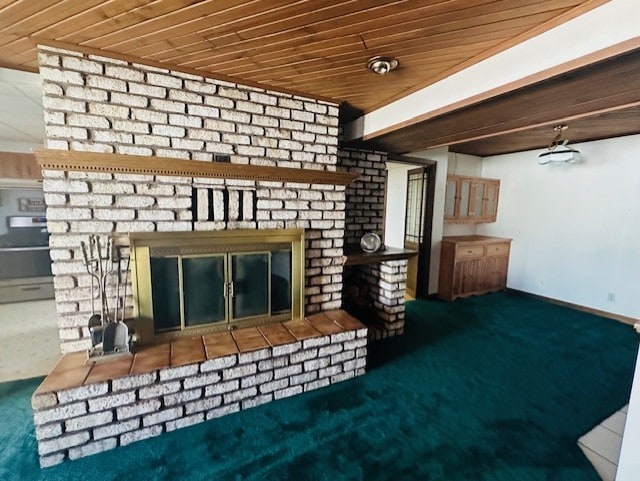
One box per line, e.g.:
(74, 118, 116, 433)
(0, 152, 41, 180)
(444, 175, 500, 224)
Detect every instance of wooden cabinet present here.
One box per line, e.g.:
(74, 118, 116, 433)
(438, 235, 511, 301)
(444, 175, 500, 224)
(0, 152, 41, 180)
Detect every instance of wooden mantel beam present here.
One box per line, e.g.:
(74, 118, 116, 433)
(34, 149, 359, 186)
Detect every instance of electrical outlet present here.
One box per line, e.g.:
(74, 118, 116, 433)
(607, 292, 616, 302)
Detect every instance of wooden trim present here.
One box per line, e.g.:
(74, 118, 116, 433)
(386, 154, 436, 166)
(343, 247, 417, 267)
(34, 149, 359, 186)
(362, 35, 640, 141)
(0, 59, 38, 73)
(34, 39, 339, 106)
(508, 288, 639, 326)
(416, 163, 437, 298)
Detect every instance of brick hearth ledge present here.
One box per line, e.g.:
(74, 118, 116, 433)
(31, 310, 367, 467)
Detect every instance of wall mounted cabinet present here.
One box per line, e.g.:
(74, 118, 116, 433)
(444, 175, 500, 223)
(0, 152, 41, 180)
(438, 235, 511, 301)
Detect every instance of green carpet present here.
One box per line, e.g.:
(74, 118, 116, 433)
(0, 292, 637, 481)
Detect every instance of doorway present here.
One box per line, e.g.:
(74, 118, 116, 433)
(403, 165, 436, 298)
(384, 158, 436, 299)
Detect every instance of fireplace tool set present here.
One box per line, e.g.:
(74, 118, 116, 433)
(80, 235, 132, 360)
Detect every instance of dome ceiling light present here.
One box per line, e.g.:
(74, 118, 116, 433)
(367, 56, 399, 75)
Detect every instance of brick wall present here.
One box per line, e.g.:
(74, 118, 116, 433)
(337, 149, 409, 339)
(338, 148, 387, 247)
(359, 260, 408, 339)
(38, 45, 346, 353)
(39, 46, 338, 170)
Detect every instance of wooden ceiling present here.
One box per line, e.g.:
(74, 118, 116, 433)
(356, 46, 640, 156)
(0, 0, 606, 115)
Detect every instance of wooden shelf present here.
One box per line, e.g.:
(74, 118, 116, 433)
(343, 246, 418, 266)
(34, 149, 359, 186)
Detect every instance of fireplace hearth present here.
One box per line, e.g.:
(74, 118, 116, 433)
(32, 310, 367, 467)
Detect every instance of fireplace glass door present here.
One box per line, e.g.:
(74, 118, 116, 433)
(183, 255, 226, 326)
(131, 229, 304, 344)
(148, 250, 292, 336)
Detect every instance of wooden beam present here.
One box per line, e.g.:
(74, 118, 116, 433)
(34, 149, 359, 186)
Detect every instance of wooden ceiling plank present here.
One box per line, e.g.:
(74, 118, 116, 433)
(0, 37, 38, 69)
(181, 22, 526, 75)
(81, 0, 294, 49)
(156, 0, 570, 67)
(222, 40, 498, 80)
(0, 0, 611, 115)
(0, 0, 62, 30)
(241, 55, 463, 86)
(122, 0, 396, 61)
(154, 0, 501, 67)
(190, 34, 502, 72)
(36, 0, 188, 40)
(358, 0, 579, 44)
(191, 25, 522, 75)
(363, 9, 568, 50)
(122, 2, 388, 62)
(2, 0, 107, 37)
(176, 7, 561, 72)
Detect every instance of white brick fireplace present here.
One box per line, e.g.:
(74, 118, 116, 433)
(30, 44, 414, 468)
(37, 44, 351, 354)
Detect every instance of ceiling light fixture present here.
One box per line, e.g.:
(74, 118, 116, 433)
(537, 125, 581, 165)
(367, 56, 399, 75)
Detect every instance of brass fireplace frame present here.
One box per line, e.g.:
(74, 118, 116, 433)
(130, 229, 305, 344)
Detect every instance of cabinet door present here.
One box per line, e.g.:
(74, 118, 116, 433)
(467, 181, 484, 219)
(444, 177, 458, 220)
(482, 255, 509, 291)
(482, 180, 499, 221)
(452, 258, 484, 298)
(457, 178, 471, 218)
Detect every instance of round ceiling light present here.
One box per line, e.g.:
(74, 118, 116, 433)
(367, 56, 399, 75)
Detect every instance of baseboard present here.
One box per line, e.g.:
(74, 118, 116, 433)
(507, 288, 639, 326)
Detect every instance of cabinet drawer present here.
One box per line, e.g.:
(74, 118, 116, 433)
(485, 242, 510, 256)
(455, 244, 484, 258)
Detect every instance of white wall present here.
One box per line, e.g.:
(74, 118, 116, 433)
(478, 134, 640, 319)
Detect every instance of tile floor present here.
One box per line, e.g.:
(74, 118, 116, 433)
(0, 299, 60, 382)
(578, 405, 628, 481)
